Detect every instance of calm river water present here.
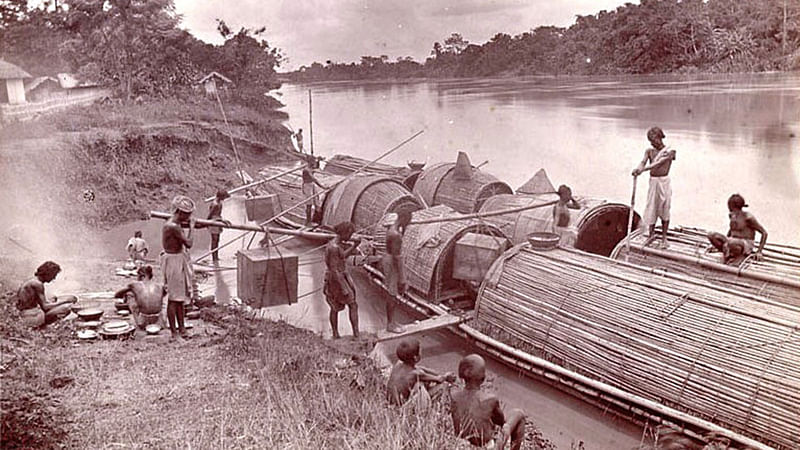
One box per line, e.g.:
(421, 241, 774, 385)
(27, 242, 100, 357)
(280, 73, 800, 243)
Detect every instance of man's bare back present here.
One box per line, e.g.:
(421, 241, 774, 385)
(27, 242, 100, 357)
(128, 280, 165, 315)
(451, 387, 505, 446)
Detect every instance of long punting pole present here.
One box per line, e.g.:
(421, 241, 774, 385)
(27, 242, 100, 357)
(409, 200, 558, 225)
(148, 212, 336, 240)
(308, 89, 314, 156)
(624, 175, 637, 262)
(203, 164, 304, 203)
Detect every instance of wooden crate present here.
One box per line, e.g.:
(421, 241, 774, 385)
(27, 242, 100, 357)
(245, 194, 278, 223)
(236, 248, 298, 307)
(453, 233, 509, 282)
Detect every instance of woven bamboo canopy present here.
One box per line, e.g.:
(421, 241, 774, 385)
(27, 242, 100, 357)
(376, 205, 508, 300)
(256, 164, 344, 227)
(320, 174, 422, 235)
(476, 245, 800, 450)
(480, 194, 638, 256)
(611, 227, 800, 307)
(412, 160, 513, 213)
(323, 154, 414, 179)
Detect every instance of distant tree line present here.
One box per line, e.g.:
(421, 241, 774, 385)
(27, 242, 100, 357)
(0, 0, 283, 105)
(290, 0, 800, 82)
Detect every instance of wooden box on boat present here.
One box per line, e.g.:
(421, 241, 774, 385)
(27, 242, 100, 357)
(321, 174, 422, 235)
(476, 244, 800, 450)
(453, 232, 510, 282)
(377, 205, 507, 302)
(611, 227, 800, 307)
(244, 194, 278, 222)
(479, 194, 638, 257)
(412, 162, 513, 213)
(236, 248, 298, 307)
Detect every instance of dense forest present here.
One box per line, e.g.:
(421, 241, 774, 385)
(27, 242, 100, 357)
(290, 0, 800, 82)
(0, 0, 282, 107)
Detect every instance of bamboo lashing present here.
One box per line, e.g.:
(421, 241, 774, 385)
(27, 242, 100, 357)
(203, 164, 305, 202)
(475, 245, 800, 449)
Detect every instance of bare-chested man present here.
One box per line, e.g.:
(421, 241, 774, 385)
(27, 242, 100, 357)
(160, 195, 196, 338)
(451, 354, 526, 450)
(382, 210, 413, 333)
(301, 155, 326, 225)
(16, 261, 76, 328)
(386, 338, 455, 406)
(632, 126, 676, 249)
(323, 221, 360, 339)
(552, 184, 581, 230)
(708, 193, 768, 264)
(114, 265, 166, 329)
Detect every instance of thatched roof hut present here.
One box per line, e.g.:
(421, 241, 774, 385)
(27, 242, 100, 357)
(321, 174, 422, 235)
(476, 244, 800, 450)
(412, 153, 512, 213)
(611, 227, 800, 307)
(480, 194, 638, 256)
(0, 60, 31, 105)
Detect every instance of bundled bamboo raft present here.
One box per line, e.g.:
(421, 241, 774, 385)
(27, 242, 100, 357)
(374, 205, 508, 301)
(611, 227, 800, 307)
(254, 164, 344, 227)
(479, 194, 638, 256)
(413, 161, 513, 213)
(320, 174, 422, 235)
(476, 245, 800, 450)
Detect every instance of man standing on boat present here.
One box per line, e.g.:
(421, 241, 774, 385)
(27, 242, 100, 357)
(295, 128, 304, 153)
(382, 210, 412, 334)
(302, 155, 326, 226)
(707, 194, 768, 264)
(632, 126, 676, 249)
(206, 189, 231, 264)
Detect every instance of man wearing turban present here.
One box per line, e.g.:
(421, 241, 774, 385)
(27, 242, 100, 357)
(160, 195, 196, 338)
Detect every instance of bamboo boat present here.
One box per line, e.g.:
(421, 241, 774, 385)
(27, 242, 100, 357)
(479, 194, 638, 256)
(320, 174, 422, 235)
(256, 164, 345, 227)
(611, 227, 800, 307)
(412, 153, 513, 213)
(474, 244, 800, 449)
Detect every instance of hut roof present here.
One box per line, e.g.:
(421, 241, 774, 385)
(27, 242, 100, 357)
(401, 205, 507, 298)
(477, 245, 800, 449)
(25, 76, 59, 92)
(198, 71, 232, 85)
(0, 60, 31, 79)
(516, 168, 555, 194)
(321, 174, 420, 232)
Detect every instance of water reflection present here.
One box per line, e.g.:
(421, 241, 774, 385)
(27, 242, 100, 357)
(282, 73, 800, 242)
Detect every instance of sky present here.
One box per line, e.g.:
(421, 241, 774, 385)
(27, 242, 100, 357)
(173, 0, 635, 71)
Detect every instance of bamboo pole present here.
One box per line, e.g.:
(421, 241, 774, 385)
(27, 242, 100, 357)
(148, 212, 336, 240)
(203, 164, 304, 202)
(625, 175, 637, 262)
(409, 199, 557, 225)
(308, 89, 314, 156)
(214, 89, 246, 185)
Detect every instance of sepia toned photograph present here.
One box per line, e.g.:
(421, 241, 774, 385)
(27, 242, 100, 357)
(1, 1, 798, 449)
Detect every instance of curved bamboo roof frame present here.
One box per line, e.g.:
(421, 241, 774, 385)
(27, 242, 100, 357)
(256, 165, 344, 227)
(612, 227, 800, 307)
(412, 162, 513, 213)
(479, 194, 639, 256)
(320, 174, 422, 235)
(376, 205, 508, 300)
(476, 244, 800, 450)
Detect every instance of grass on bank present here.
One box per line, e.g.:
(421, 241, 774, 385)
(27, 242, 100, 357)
(1, 294, 557, 450)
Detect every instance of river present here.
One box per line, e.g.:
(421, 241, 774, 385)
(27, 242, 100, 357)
(279, 73, 800, 243)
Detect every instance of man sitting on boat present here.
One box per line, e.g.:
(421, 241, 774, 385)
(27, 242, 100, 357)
(386, 338, 455, 407)
(114, 265, 166, 330)
(552, 184, 581, 229)
(451, 354, 526, 450)
(632, 126, 676, 249)
(302, 155, 326, 225)
(707, 194, 768, 264)
(324, 222, 361, 339)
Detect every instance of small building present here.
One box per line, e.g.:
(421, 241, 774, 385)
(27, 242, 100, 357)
(197, 71, 232, 97)
(24, 76, 61, 102)
(0, 60, 32, 105)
